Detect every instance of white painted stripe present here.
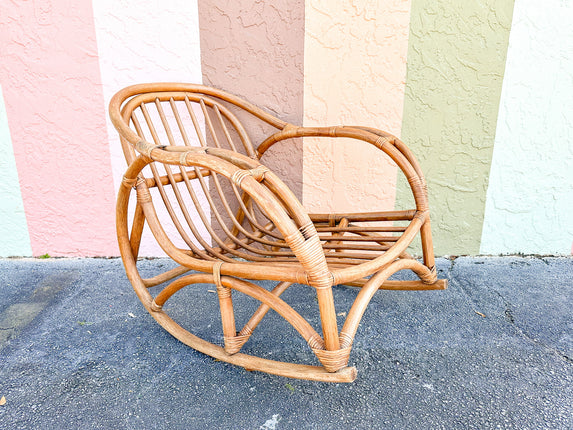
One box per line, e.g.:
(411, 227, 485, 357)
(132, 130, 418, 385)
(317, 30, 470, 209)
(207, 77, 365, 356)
(481, 0, 573, 255)
(93, 0, 206, 256)
(0, 85, 32, 257)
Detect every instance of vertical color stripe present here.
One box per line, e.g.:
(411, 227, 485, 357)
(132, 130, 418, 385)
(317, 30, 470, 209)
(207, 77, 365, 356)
(303, 0, 411, 213)
(480, 0, 573, 255)
(0, 0, 117, 256)
(199, 0, 305, 200)
(93, 0, 203, 257)
(0, 85, 32, 257)
(199, 0, 305, 244)
(398, 0, 514, 255)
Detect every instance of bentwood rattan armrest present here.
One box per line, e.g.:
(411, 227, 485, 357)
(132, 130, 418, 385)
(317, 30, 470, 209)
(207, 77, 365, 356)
(109, 83, 446, 382)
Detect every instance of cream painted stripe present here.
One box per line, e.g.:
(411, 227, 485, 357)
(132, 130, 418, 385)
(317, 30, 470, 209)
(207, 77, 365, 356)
(481, 0, 573, 255)
(0, 85, 32, 257)
(303, 0, 411, 214)
(93, 0, 204, 257)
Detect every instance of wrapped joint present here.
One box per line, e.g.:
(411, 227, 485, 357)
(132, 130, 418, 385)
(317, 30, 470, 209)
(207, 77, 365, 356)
(331, 272, 342, 286)
(231, 170, 251, 187)
(299, 222, 315, 240)
(216, 285, 232, 298)
(135, 140, 166, 158)
(250, 165, 270, 182)
(286, 226, 332, 290)
(179, 152, 188, 165)
(295, 271, 309, 285)
(212, 262, 225, 291)
(312, 347, 351, 373)
(224, 334, 250, 355)
(374, 135, 391, 149)
(307, 333, 325, 350)
(408, 177, 429, 210)
(231, 166, 270, 187)
(212, 261, 232, 297)
(328, 213, 336, 227)
(407, 175, 423, 189)
(136, 188, 152, 203)
(421, 265, 438, 284)
(307, 270, 334, 290)
(121, 176, 137, 188)
(339, 332, 353, 349)
(238, 325, 253, 337)
(150, 300, 163, 312)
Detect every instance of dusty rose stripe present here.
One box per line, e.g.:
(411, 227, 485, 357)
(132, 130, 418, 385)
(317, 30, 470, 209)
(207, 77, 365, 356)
(198, 0, 305, 199)
(0, 1, 116, 256)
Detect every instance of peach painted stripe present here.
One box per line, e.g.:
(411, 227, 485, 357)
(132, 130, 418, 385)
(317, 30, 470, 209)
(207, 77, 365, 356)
(302, 0, 411, 213)
(0, 1, 116, 256)
(93, 0, 204, 257)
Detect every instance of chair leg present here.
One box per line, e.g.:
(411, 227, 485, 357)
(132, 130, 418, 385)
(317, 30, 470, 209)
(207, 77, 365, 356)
(238, 281, 292, 338)
(316, 287, 340, 351)
(312, 287, 353, 373)
(129, 202, 145, 260)
(420, 217, 437, 276)
(215, 282, 243, 354)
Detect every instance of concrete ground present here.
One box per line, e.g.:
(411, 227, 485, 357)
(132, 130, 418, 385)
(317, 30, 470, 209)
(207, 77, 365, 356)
(0, 256, 571, 429)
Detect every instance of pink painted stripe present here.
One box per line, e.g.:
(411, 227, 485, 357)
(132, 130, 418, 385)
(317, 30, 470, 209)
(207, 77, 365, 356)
(0, 1, 117, 256)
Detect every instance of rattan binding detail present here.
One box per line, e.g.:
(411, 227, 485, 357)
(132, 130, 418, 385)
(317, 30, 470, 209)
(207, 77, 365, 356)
(109, 82, 447, 382)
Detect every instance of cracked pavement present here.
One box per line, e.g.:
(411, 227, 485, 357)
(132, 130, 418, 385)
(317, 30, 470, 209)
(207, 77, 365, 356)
(0, 257, 571, 429)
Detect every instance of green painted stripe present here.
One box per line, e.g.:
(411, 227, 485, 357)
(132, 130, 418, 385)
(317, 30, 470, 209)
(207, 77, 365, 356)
(397, 0, 514, 255)
(0, 85, 32, 257)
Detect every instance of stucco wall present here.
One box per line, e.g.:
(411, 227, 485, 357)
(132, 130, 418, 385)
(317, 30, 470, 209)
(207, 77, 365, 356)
(480, 0, 573, 255)
(398, 0, 515, 256)
(93, 0, 203, 257)
(302, 0, 411, 214)
(0, 0, 571, 257)
(0, 0, 117, 257)
(198, 0, 305, 200)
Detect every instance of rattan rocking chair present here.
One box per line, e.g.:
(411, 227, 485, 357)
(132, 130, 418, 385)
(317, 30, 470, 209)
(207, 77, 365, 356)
(109, 83, 446, 383)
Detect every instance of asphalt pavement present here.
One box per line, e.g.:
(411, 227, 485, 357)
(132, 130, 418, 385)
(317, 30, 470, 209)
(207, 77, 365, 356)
(0, 256, 571, 429)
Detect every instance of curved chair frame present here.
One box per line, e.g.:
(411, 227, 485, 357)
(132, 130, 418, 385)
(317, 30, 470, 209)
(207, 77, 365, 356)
(109, 83, 447, 382)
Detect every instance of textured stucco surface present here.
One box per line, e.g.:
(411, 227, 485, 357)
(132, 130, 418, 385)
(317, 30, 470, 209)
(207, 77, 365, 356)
(480, 0, 573, 255)
(0, 0, 117, 256)
(0, 0, 571, 257)
(0, 85, 32, 257)
(198, 0, 305, 200)
(93, 0, 204, 257)
(398, 0, 514, 255)
(303, 0, 411, 213)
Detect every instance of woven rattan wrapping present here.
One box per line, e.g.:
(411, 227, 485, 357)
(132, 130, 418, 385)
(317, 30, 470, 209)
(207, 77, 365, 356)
(110, 83, 446, 382)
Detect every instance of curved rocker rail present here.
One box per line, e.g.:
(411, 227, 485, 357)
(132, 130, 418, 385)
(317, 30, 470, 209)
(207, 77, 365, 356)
(110, 83, 447, 382)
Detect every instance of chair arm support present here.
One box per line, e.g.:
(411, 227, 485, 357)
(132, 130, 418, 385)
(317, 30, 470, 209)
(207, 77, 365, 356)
(125, 142, 333, 289)
(257, 125, 429, 212)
